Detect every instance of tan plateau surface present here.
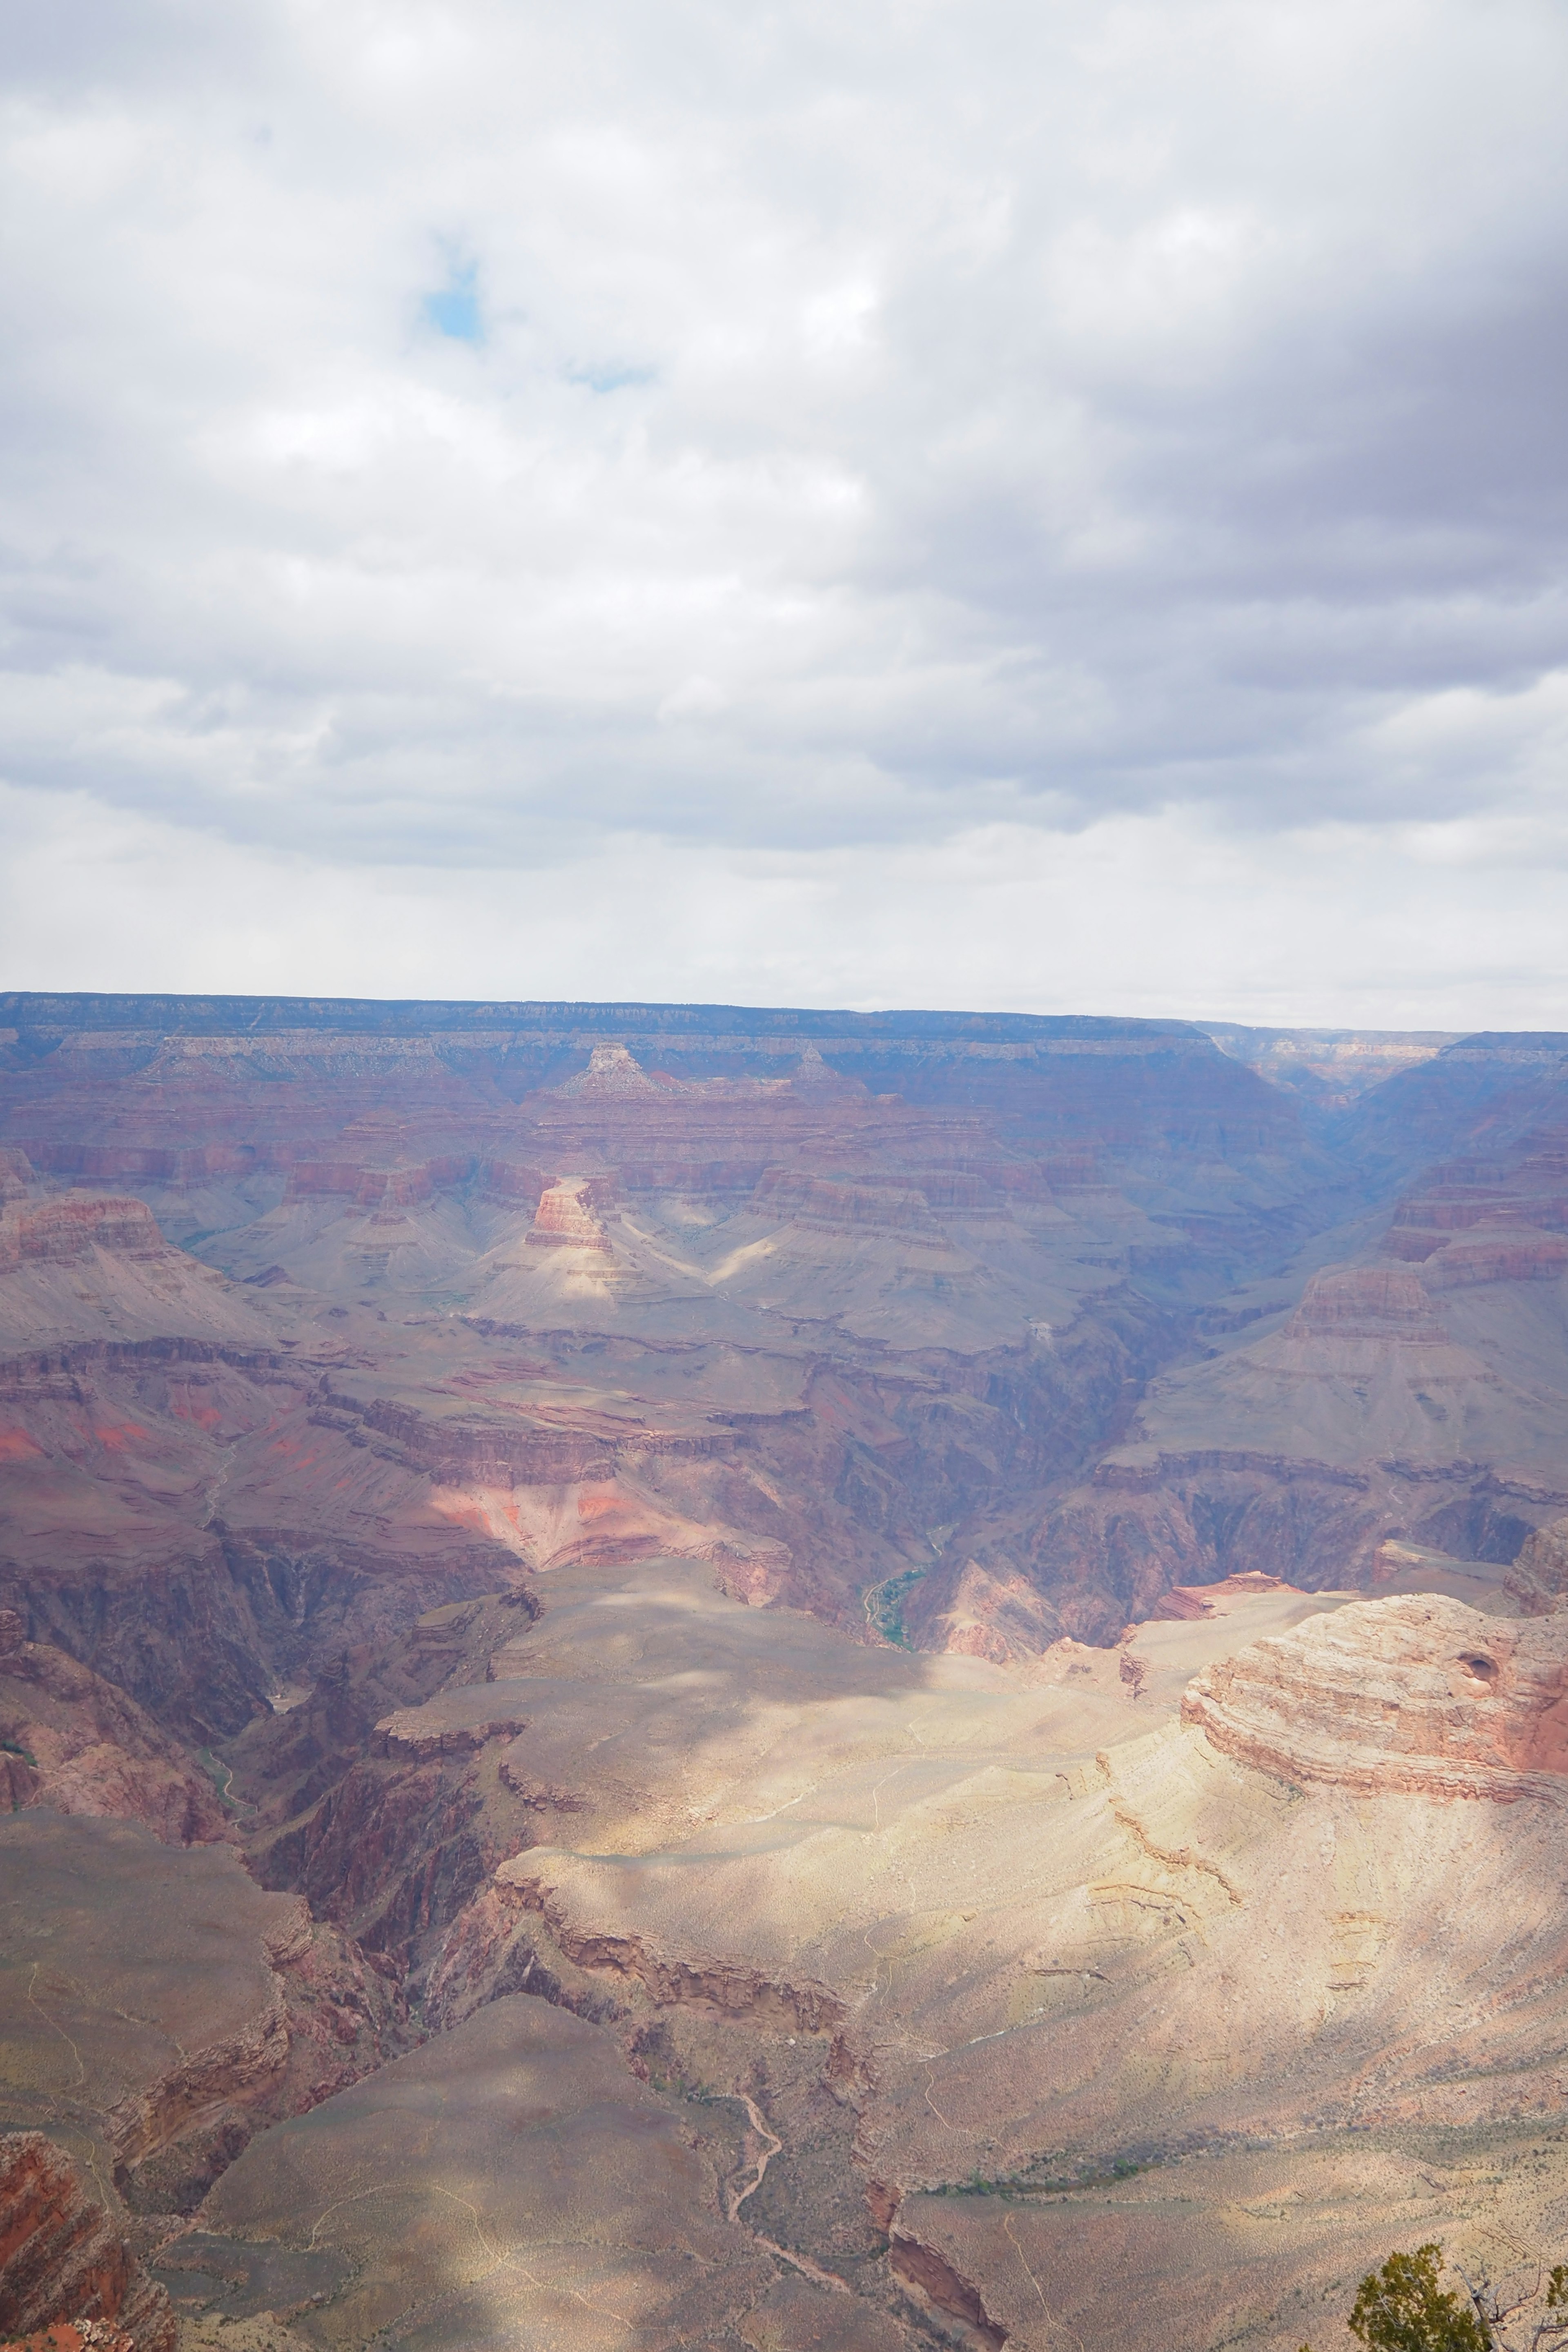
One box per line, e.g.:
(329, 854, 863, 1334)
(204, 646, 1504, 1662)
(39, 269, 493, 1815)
(144, 1556, 1568, 2351)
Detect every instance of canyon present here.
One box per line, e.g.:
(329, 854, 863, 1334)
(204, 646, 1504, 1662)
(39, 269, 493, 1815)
(2, 995, 1568, 2350)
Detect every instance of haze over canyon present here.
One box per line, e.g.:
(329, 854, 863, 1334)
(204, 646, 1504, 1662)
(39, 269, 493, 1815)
(4, 993, 1568, 2352)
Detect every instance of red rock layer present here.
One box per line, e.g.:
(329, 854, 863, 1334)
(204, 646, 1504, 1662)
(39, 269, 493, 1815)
(1381, 1120, 1568, 1283)
(0, 1198, 165, 1270)
(0, 2135, 174, 2352)
(525, 1179, 613, 1251)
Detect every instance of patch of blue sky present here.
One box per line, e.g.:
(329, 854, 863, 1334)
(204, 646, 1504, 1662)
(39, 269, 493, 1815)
(567, 362, 656, 393)
(423, 262, 481, 343)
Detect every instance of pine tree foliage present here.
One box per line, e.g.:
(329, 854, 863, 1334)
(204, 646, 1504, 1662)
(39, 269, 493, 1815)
(1299, 2244, 1568, 2352)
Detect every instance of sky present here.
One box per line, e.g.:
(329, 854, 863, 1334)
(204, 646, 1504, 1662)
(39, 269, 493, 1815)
(2, 0, 1566, 1026)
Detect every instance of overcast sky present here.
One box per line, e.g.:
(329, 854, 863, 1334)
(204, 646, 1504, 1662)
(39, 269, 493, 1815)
(2, 0, 1566, 1024)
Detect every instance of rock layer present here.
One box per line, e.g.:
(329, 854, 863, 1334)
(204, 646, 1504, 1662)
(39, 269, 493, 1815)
(1183, 1593, 1568, 1797)
(0, 2134, 174, 2352)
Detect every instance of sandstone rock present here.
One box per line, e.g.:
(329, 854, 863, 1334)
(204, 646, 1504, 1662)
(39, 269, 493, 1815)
(523, 1177, 613, 1252)
(0, 2134, 174, 2352)
(1151, 1570, 1292, 1620)
(1422, 1227, 1568, 1285)
(1183, 1592, 1568, 1797)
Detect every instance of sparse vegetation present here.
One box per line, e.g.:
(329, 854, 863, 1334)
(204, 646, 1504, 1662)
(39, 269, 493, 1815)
(862, 1564, 929, 1646)
(1299, 2243, 1568, 2352)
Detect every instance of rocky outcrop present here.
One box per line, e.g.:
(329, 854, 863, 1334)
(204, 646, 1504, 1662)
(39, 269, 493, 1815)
(374, 1706, 528, 1761)
(492, 1860, 847, 2031)
(1423, 1229, 1568, 1285)
(751, 1168, 942, 1234)
(0, 1613, 228, 1843)
(1183, 1594, 1568, 1798)
(283, 1154, 472, 1207)
(1515, 1515, 1568, 1598)
(478, 1156, 546, 1206)
(888, 2232, 1007, 2348)
(309, 1381, 624, 1486)
(0, 2134, 174, 2352)
(0, 1198, 166, 1270)
(1283, 1264, 1447, 1341)
(552, 1042, 668, 1099)
(1151, 1570, 1293, 1620)
(106, 1895, 408, 2216)
(524, 1178, 613, 1251)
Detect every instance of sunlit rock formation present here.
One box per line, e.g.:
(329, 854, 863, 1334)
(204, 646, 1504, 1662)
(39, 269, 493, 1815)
(1184, 1593, 1568, 1797)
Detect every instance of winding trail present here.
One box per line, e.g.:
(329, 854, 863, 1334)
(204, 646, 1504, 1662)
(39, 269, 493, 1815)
(727, 2093, 852, 2299)
(725, 2093, 781, 2221)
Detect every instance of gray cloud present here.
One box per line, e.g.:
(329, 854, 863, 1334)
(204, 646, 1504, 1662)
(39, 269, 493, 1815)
(1, 0, 1565, 1006)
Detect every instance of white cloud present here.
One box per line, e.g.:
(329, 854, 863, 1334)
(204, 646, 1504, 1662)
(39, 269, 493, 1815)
(4, 782, 1566, 1028)
(2, 0, 1566, 1015)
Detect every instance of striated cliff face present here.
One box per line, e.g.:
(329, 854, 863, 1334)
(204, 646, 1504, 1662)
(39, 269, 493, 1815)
(0, 2134, 174, 2351)
(0, 1197, 167, 1269)
(1283, 1263, 1449, 1339)
(1183, 1593, 1568, 1797)
(524, 1176, 614, 1251)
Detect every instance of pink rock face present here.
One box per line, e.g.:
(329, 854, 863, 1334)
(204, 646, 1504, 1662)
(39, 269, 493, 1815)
(525, 1179, 613, 1251)
(1151, 1570, 1292, 1620)
(1183, 1594, 1568, 1797)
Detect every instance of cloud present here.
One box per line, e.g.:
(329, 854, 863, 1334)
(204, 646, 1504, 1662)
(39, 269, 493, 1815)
(7, 782, 1568, 1028)
(1, 0, 1565, 1013)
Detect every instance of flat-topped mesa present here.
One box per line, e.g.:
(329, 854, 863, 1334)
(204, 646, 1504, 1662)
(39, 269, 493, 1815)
(1183, 1595, 1568, 1800)
(524, 1178, 614, 1253)
(283, 1154, 472, 1208)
